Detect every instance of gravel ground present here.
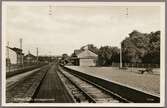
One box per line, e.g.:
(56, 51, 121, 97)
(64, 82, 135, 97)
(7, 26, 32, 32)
(66, 66, 160, 96)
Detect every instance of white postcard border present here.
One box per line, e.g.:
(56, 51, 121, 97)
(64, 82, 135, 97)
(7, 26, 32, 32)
(1, 1, 165, 107)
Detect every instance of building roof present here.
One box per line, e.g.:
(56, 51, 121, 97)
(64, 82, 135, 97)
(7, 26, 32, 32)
(24, 53, 36, 58)
(7, 47, 24, 55)
(77, 49, 97, 59)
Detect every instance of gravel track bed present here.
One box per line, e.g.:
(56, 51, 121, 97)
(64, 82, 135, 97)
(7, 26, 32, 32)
(59, 67, 120, 103)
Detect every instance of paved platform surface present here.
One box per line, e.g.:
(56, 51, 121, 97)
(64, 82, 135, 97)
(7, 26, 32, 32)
(66, 66, 160, 96)
(34, 64, 73, 103)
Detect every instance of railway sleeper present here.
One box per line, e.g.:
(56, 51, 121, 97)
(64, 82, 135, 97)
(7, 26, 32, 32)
(59, 68, 122, 103)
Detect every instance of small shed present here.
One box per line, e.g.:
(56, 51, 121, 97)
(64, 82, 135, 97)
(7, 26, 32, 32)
(78, 49, 97, 66)
(72, 48, 98, 66)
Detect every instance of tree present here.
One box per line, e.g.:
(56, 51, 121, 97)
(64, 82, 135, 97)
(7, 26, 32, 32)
(97, 46, 120, 66)
(142, 31, 160, 64)
(121, 30, 160, 64)
(61, 53, 69, 64)
(110, 47, 120, 63)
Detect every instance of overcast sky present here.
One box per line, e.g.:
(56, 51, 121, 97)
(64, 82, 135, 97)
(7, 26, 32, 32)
(5, 4, 160, 56)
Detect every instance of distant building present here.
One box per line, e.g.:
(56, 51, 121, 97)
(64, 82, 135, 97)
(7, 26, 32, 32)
(72, 47, 98, 66)
(24, 52, 36, 64)
(38, 56, 53, 63)
(6, 47, 24, 65)
(6, 47, 17, 65)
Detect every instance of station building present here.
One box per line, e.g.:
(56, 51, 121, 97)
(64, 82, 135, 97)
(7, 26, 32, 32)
(71, 47, 98, 66)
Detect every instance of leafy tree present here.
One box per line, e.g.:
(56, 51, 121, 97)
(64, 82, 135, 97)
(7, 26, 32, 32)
(98, 46, 112, 66)
(98, 46, 120, 66)
(142, 31, 160, 64)
(61, 53, 69, 64)
(121, 30, 160, 64)
(62, 53, 69, 59)
(110, 47, 120, 63)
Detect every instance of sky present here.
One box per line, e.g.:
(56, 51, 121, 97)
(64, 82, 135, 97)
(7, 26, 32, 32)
(5, 4, 161, 56)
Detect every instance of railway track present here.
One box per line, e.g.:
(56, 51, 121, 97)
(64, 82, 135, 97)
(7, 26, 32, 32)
(58, 66, 130, 103)
(7, 62, 159, 103)
(61, 65, 160, 103)
(6, 65, 50, 103)
(32, 63, 74, 103)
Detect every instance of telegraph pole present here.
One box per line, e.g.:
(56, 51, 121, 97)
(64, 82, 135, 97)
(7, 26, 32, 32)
(36, 48, 38, 63)
(119, 8, 128, 68)
(126, 8, 128, 17)
(49, 5, 53, 15)
(7, 41, 10, 67)
(7, 41, 9, 59)
(20, 38, 23, 65)
(120, 42, 122, 68)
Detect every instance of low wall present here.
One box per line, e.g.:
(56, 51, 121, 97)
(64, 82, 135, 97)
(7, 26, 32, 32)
(6, 63, 48, 78)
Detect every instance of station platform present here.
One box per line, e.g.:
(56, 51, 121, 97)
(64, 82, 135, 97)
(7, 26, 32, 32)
(65, 66, 160, 96)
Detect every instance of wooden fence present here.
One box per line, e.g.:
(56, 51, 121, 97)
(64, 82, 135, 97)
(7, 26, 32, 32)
(112, 63, 160, 68)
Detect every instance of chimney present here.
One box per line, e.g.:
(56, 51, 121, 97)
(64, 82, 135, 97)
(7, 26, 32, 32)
(20, 38, 22, 50)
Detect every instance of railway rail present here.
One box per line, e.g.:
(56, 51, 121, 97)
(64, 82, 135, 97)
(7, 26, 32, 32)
(31, 63, 74, 103)
(58, 66, 129, 103)
(61, 65, 160, 103)
(6, 62, 160, 103)
(6, 65, 50, 103)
